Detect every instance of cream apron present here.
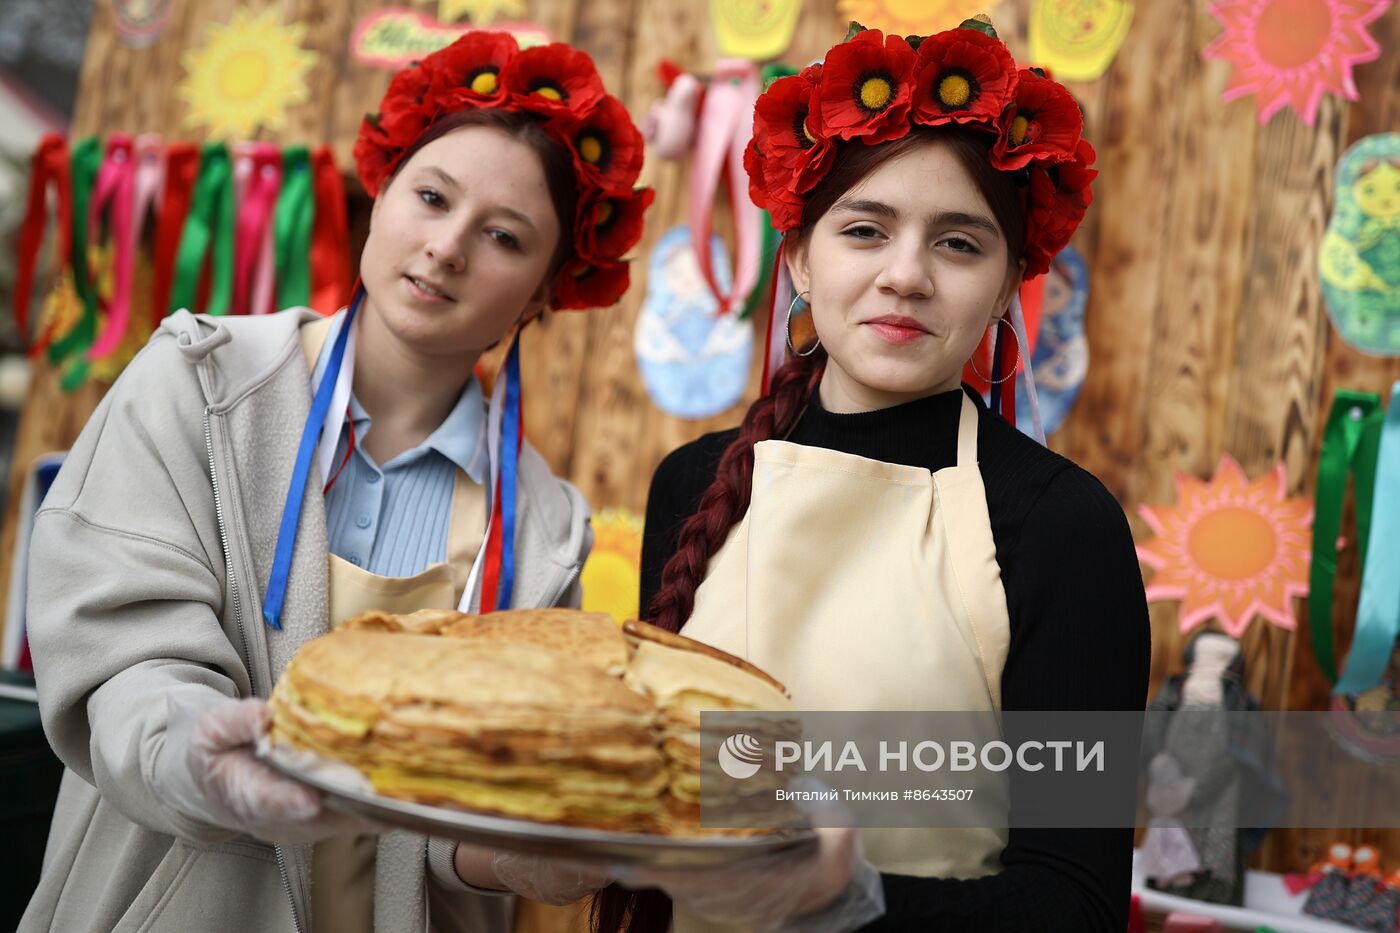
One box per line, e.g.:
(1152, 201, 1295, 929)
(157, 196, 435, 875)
(298, 319, 489, 933)
(678, 393, 1012, 933)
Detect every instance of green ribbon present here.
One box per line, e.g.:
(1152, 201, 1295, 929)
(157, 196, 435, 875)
(1310, 390, 1383, 684)
(50, 137, 102, 390)
(274, 145, 314, 310)
(171, 143, 234, 316)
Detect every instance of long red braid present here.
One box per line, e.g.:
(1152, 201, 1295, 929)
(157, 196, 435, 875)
(645, 348, 826, 634)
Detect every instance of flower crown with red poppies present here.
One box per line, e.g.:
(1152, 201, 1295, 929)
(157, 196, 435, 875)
(744, 18, 1096, 279)
(354, 31, 653, 310)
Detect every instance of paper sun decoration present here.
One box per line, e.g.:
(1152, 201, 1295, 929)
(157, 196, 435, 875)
(1136, 455, 1313, 638)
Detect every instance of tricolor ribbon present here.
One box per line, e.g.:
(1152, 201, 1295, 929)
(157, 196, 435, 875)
(14, 133, 71, 354)
(1310, 389, 1383, 685)
(477, 336, 523, 613)
(275, 145, 314, 310)
(310, 146, 350, 316)
(1335, 381, 1400, 696)
(153, 143, 198, 327)
(689, 59, 762, 315)
(171, 142, 235, 316)
(759, 242, 791, 395)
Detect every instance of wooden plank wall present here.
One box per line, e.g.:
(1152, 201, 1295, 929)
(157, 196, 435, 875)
(7, 0, 1400, 898)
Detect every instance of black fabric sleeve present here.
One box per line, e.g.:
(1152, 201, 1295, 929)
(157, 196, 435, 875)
(866, 467, 1151, 932)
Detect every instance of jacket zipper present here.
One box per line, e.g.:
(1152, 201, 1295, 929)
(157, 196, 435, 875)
(204, 406, 305, 933)
(546, 562, 582, 609)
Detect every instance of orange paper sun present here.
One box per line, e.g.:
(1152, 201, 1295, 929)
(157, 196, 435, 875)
(1136, 455, 1313, 639)
(1202, 0, 1390, 127)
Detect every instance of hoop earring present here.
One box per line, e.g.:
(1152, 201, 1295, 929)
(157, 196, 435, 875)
(969, 316, 1019, 384)
(785, 291, 820, 357)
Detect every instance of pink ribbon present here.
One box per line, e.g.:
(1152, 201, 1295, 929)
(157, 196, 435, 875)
(688, 59, 762, 315)
(232, 143, 282, 315)
(87, 134, 136, 361)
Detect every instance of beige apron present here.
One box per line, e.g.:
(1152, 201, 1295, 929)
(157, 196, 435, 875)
(678, 393, 1011, 933)
(298, 318, 489, 933)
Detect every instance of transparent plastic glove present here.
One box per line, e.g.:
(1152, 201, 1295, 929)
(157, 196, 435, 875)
(611, 782, 885, 932)
(169, 694, 377, 845)
(487, 848, 612, 905)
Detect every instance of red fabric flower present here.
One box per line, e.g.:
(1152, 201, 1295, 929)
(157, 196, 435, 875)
(501, 43, 605, 118)
(911, 27, 1017, 128)
(743, 137, 804, 231)
(427, 30, 519, 108)
(1023, 139, 1097, 277)
(561, 94, 644, 190)
(577, 185, 654, 260)
(552, 257, 630, 310)
(991, 68, 1082, 171)
(752, 69, 835, 197)
(815, 30, 916, 143)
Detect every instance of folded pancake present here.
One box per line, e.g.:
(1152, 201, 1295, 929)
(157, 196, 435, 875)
(621, 620, 799, 836)
(268, 631, 665, 830)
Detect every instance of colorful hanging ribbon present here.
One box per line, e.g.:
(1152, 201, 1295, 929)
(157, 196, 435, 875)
(86, 135, 138, 361)
(14, 133, 71, 354)
(478, 337, 523, 613)
(1310, 390, 1383, 684)
(275, 145, 314, 310)
(49, 136, 102, 389)
(153, 143, 198, 328)
(1336, 381, 1400, 696)
(232, 143, 282, 316)
(310, 145, 350, 316)
(689, 59, 762, 315)
(171, 142, 235, 316)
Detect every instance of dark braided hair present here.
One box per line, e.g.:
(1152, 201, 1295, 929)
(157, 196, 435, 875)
(645, 349, 826, 634)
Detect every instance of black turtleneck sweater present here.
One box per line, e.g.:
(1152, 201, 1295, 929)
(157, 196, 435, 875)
(639, 384, 1151, 932)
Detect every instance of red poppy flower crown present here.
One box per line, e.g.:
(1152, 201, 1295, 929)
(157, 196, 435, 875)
(354, 31, 653, 310)
(744, 18, 1097, 279)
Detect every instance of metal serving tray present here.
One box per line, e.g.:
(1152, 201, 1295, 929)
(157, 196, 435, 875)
(259, 741, 815, 869)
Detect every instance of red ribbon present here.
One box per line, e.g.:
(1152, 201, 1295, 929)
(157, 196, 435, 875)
(14, 133, 72, 355)
(153, 143, 198, 328)
(310, 146, 350, 315)
(232, 143, 282, 316)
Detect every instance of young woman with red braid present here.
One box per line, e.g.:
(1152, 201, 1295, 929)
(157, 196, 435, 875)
(593, 19, 1150, 933)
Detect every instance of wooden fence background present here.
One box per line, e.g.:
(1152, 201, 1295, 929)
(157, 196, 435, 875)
(5, 0, 1400, 913)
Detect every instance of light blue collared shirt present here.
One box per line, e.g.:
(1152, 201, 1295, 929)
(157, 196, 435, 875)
(321, 362, 487, 578)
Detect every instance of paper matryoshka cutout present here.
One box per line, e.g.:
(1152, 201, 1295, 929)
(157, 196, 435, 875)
(635, 225, 753, 420)
(1320, 132, 1400, 356)
(1017, 245, 1090, 437)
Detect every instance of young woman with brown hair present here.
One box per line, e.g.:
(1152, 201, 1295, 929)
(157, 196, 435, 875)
(593, 19, 1149, 933)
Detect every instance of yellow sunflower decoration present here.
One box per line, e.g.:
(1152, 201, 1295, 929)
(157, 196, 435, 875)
(580, 508, 645, 625)
(178, 8, 316, 139)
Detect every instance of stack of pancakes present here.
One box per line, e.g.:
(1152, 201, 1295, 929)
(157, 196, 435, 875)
(267, 608, 796, 837)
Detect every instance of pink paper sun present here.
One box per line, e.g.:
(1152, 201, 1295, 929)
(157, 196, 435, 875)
(1136, 455, 1314, 639)
(1202, 0, 1390, 127)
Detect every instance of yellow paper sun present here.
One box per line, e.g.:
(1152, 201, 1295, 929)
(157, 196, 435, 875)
(836, 0, 983, 36)
(580, 508, 645, 625)
(178, 8, 315, 139)
(1136, 455, 1313, 639)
